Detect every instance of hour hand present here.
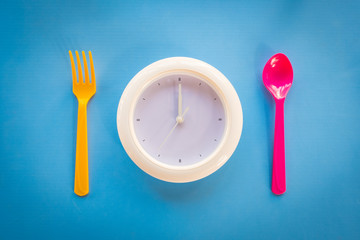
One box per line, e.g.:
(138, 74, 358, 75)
(178, 83, 182, 118)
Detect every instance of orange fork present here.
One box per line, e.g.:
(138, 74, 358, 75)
(69, 51, 96, 196)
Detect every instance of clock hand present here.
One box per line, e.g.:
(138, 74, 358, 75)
(159, 107, 189, 149)
(178, 83, 182, 118)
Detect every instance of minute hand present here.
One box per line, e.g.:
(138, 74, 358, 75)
(159, 107, 189, 150)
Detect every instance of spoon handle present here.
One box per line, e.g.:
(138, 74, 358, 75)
(272, 99, 286, 195)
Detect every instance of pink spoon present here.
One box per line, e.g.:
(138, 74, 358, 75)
(262, 53, 293, 195)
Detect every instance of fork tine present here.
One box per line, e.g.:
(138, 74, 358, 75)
(82, 51, 90, 84)
(75, 51, 84, 83)
(69, 51, 77, 86)
(89, 51, 96, 85)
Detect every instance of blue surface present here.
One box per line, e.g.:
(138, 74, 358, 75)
(1, 0, 360, 239)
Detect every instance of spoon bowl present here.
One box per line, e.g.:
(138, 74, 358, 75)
(263, 53, 293, 100)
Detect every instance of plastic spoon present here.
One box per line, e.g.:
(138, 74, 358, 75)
(262, 53, 293, 195)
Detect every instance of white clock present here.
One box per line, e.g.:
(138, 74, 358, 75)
(117, 57, 243, 183)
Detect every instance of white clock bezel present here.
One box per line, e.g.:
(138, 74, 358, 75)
(117, 57, 243, 183)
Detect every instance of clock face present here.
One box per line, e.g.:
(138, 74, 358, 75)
(117, 57, 242, 183)
(133, 73, 225, 166)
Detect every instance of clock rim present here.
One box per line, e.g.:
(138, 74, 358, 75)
(117, 57, 243, 183)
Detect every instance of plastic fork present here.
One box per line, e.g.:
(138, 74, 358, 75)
(69, 50, 96, 196)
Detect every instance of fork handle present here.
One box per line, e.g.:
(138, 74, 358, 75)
(74, 100, 89, 196)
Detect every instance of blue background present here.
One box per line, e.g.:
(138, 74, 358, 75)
(1, 0, 359, 239)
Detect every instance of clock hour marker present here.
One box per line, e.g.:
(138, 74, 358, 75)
(136, 118, 140, 121)
(218, 118, 222, 121)
(214, 139, 217, 141)
(179, 159, 181, 163)
(142, 98, 146, 100)
(158, 154, 160, 157)
(199, 82, 202, 86)
(178, 77, 181, 81)
(199, 154, 202, 157)
(157, 83, 160, 86)
(214, 98, 217, 101)
(142, 139, 146, 142)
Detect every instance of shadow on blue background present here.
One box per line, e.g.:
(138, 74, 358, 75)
(0, 0, 360, 239)
(254, 43, 277, 186)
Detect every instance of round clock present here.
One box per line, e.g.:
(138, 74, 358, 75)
(117, 57, 243, 183)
